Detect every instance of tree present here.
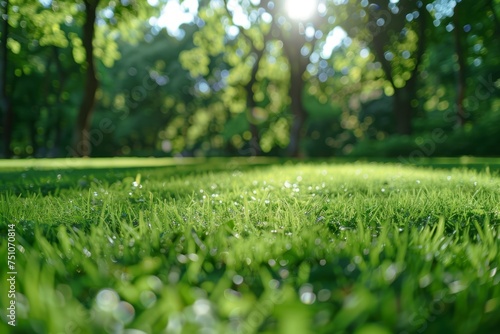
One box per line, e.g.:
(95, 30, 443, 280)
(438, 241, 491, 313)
(339, 0, 430, 135)
(71, 0, 99, 157)
(0, 0, 12, 157)
(68, 0, 159, 156)
(452, 2, 467, 126)
(180, 0, 330, 156)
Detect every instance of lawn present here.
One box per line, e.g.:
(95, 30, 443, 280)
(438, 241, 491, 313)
(1, 158, 500, 334)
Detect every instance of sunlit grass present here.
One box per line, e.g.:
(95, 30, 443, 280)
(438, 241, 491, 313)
(1, 159, 500, 333)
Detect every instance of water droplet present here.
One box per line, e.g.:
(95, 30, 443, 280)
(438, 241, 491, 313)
(83, 248, 91, 258)
(193, 299, 211, 316)
(318, 289, 331, 302)
(419, 274, 432, 288)
(449, 280, 467, 294)
(232, 275, 244, 285)
(113, 301, 135, 324)
(384, 264, 397, 282)
(147, 275, 163, 291)
(96, 289, 120, 311)
(269, 279, 279, 289)
(140, 291, 157, 308)
(300, 291, 316, 304)
(188, 253, 199, 262)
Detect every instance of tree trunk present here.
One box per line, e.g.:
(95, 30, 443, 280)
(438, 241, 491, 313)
(368, 4, 427, 136)
(287, 68, 306, 157)
(50, 47, 66, 157)
(393, 87, 413, 135)
(71, 0, 99, 157)
(453, 8, 467, 126)
(245, 52, 263, 156)
(283, 23, 308, 158)
(1, 0, 13, 158)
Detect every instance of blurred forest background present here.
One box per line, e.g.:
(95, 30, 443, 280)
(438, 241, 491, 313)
(0, 0, 499, 159)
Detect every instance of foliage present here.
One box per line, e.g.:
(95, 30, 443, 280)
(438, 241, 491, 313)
(1, 0, 499, 157)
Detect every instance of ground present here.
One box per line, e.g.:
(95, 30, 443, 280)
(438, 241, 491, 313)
(1, 157, 500, 333)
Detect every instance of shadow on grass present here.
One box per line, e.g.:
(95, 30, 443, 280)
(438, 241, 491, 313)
(1, 156, 499, 196)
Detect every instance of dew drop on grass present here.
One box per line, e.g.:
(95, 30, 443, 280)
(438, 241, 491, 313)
(269, 279, 279, 289)
(140, 291, 157, 308)
(193, 299, 211, 316)
(83, 248, 91, 258)
(319, 259, 326, 266)
(300, 284, 316, 304)
(279, 269, 289, 279)
(168, 271, 180, 284)
(384, 264, 397, 282)
(114, 301, 135, 324)
(449, 280, 467, 294)
(188, 253, 199, 262)
(268, 259, 277, 267)
(96, 289, 120, 312)
(346, 263, 356, 273)
(419, 274, 432, 288)
(301, 292, 316, 305)
(318, 289, 331, 302)
(232, 275, 244, 285)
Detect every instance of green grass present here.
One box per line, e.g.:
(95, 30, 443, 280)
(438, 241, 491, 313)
(1, 158, 500, 334)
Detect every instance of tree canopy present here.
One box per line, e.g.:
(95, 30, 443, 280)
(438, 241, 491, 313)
(1, 0, 499, 158)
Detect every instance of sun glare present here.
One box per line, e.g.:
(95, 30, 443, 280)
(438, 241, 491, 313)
(285, 0, 318, 21)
